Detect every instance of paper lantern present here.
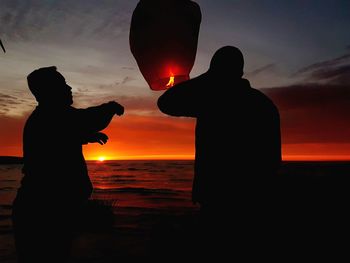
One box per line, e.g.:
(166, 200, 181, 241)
(130, 0, 201, 90)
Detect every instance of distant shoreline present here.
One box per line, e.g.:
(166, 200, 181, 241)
(0, 156, 23, 164)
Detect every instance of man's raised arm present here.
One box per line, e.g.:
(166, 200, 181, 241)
(75, 101, 124, 134)
(157, 74, 206, 118)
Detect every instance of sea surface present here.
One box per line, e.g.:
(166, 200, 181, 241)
(0, 160, 197, 262)
(1, 160, 350, 261)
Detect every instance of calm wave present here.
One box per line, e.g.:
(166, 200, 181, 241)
(0, 160, 195, 216)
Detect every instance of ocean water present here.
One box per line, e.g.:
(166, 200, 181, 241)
(0, 160, 197, 262)
(89, 160, 195, 209)
(2, 160, 350, 261)
(0, 160, 196, 215)
(2, 160, 350, 223)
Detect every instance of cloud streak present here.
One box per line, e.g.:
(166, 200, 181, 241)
(246, 63, 276, 78)
(0, 92, 34, 116)
(294, 52, 350, 85)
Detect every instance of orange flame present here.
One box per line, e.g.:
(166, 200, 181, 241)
(166, 75, 175, 88)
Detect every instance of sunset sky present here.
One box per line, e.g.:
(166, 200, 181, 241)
(0, 0, 350, 160)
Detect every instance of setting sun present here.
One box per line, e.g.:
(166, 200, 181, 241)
(98, 156, 106, 162)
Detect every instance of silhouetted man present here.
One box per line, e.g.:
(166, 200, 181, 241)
(12, 66, 124, 263)
(158, 46, 281, 216)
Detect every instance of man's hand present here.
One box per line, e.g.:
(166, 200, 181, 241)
(87, 132, 109, 145)
(108, 101, 124, 116)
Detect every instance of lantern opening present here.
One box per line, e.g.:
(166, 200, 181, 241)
(150, 75, 189, 90)
(166, 75, 175, 88)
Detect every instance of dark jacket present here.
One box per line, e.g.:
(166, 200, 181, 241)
(158, 73, 281, 205)
(16, 103, 116, 206)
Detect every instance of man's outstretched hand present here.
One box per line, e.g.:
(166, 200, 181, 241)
(88, 132, 109, 145)
(109, 101, 124, 116)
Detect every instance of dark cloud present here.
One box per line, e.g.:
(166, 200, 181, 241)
(246, 63, 275, 77)
(308, 65, 350, 85)
(121, 76, 135, 85)
(0, 92, 33, 115)
(96, 82, 121, 90)
(297, 54, 350, 74)
(294, 52, 350, 85)
(76, 65, 114, 75)
(77, 88, 90, 93)
(262, 84, 350, 145)
(95, 78, 138, 90)
(0, 93, 17, 100)
(0, 93, 21, 113)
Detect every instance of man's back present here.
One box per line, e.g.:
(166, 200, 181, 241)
(194, 78, 280, 161)
(158, 45, 282, 218)
(158, 74, 281, 204)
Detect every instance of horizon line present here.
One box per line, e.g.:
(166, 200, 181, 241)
(2, 155, 350, 162)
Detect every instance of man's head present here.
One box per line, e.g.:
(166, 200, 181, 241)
(209, 46, 244, 78)
(27, 66, 73, 106)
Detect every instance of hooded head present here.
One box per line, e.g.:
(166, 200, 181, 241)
(209, 46, 244, 79)
(27, 66, 73, 107)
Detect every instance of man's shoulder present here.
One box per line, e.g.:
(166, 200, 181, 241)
(249, 87, 279, 113)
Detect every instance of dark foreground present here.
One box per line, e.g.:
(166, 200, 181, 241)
(1, 160, 350, 261)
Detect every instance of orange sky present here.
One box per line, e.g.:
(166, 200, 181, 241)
(83, 115, 196, 160)
(82, 113, 350, 161)
(2, 111, 350, 161)
(2, 81, 350, 161)
(1, 1, 349, 161)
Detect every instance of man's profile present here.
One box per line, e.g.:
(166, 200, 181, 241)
(12, 66, 124, 263)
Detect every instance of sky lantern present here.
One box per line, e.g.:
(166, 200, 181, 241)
(129, 0, 201, 91)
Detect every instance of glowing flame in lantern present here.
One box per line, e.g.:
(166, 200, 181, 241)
(166, 75, 175, 88)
